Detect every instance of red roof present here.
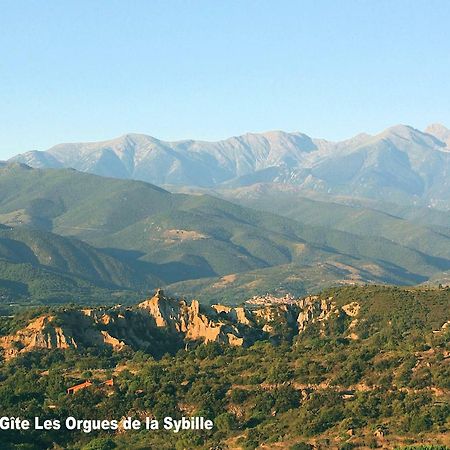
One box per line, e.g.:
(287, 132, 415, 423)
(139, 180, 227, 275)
(66, 380, 93, 394)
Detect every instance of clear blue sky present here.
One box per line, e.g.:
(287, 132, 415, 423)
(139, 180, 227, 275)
(1, 0, 449, 158)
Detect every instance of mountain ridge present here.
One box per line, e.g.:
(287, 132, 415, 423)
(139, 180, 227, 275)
(2, 164, 450, 304)
(10, 123, 450, 209)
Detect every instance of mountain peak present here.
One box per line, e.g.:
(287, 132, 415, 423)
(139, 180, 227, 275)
(425, 123, 450, 147)
(426, 122, 449, 133)
(382, 124, 419, 137)
(377, 124, 446, 151)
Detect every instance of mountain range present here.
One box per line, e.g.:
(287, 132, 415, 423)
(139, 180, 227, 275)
(2, 125, 450, 450)
(10, 123, 450, 209)
(1, 162, 450, 305)
(3, 123, 450, 306)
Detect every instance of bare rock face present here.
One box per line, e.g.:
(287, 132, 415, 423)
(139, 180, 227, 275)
(234, 307, 253, 326)
(0, 315, 78, 359)
(138, 290, 246, 346)
(0, 290, 362, 359)
(212, 304, 252, 326)
(296, 296, 338, 332)
(138, 289, 185, 330)
(254, 304, 299, 333)
(0, 310, 131, 360)
(342, 302, 360, 317)
(426, 123, 450, 148)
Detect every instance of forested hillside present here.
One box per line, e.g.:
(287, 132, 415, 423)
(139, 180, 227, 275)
(0, 286, 448, 449)
(2, 165, 450, 305)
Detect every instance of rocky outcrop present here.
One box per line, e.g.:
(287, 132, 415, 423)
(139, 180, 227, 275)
(212, 304, 252, 326)
(0, 290, 362, 359)
(342, 302, 360, 317)
(0, 315, 78, 359)
(297, 296, 338, 332)
(138, 290, 245, 346)
(138, 289, 186, 329)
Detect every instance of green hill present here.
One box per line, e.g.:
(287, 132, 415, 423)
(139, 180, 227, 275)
(0, 226, 160, 288)
(166, 261, 426, 305)
(0, 286, 448, 449)
(0, 225, 158, 304)
(0, 259, 142, 305)
(215, 185, 450, 260)
(1, 164, 450, 304)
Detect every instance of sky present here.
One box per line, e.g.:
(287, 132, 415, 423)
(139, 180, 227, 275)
(0, 0, 449, 159)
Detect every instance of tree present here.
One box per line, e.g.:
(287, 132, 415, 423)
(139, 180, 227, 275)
(215, 412, 237, 432)
(82, 438, 116, 450)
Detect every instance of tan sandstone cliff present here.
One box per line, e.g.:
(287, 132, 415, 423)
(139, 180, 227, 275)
(0, 290, 361, 359)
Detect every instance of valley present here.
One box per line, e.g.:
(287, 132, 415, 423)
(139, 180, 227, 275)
(2, 162, 450, 307)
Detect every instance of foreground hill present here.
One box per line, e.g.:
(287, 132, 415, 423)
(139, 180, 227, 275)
(1, 286, 448, 359)
(10, 123, 450, 209)
(0, 286, 448, 449)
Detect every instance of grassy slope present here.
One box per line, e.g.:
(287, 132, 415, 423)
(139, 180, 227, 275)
(0, 226, 160, 288)
(0, 259, 141, 305)
(0, 225, 160, 304)
(166, 258, 436, 305)
(1, 165, 450, 302)
(217, 186, 450, 259)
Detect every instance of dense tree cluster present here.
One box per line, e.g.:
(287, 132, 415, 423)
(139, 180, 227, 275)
(0, 287, 448, 449)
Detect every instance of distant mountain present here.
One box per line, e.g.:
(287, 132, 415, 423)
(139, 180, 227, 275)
(9, 124, 450, 209)
(426, 123, 450, 148)
(214, 184, 450, 260)
(2, 164, 449, 305)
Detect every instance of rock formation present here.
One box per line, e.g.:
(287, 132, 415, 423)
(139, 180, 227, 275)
(0, 315, 78, 359)
(0, 290, 361, 359)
